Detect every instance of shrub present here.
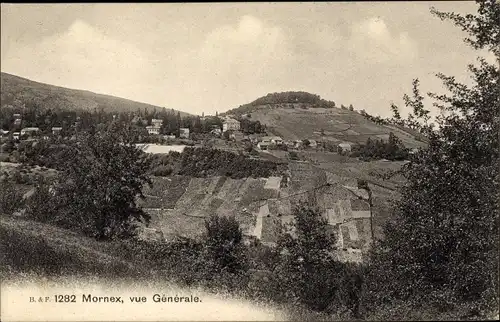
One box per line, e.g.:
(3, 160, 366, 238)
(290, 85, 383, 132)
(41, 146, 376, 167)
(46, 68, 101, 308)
(200, 214, 249, 290)
(151, 165, 173, 176)
(272, 202, 364, 316)
(0, 180, 24, 215)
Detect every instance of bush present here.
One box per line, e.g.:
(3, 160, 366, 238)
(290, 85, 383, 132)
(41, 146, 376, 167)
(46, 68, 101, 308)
(24, 180, 61, 223)
(0, 180, 24, 215)
(177, 147, 285, 178)
(271, 202, 364, 316)
(200, 214, 249, 290)
(151, 165, 173, 176)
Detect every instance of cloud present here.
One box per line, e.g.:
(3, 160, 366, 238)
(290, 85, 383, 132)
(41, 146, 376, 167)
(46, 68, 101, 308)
(197, 15, 292, 76)
(166, 15, 296, 113)
(348, 17, 418, 63)
(1, 19, 154, 101)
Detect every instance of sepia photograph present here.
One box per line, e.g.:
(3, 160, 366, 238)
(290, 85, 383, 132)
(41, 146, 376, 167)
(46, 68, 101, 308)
(0, 1, 498, 321)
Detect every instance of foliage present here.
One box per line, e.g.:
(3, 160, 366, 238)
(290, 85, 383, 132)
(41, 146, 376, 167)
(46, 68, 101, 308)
(365, 0, 499, 317)
(177, 147, 286, 178)
(150, 165, 173, 177)
(0, 179, 24, 215)
(239, 118, 264, 134)
(200, 214, 249, 289)
(273, 202, 363, 316)
(359, 109, 390, 125)
(26, 124, 152, 240)
(389, 79, 434, 136)
(224, 91, 336, 116)
(358, 132, 409, 161)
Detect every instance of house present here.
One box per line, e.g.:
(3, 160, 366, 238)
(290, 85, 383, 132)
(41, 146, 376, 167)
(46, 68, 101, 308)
(12, 132, 20, 140)
(261, 136, 283, 145)
(294, 140, 303, 149)
(13, 118, 22, 126)
(163, 135, 176, 140)
(151, 119, 163, 128)
(20, 127, 40, 138)
(409, 148, 419, 155)
(222, 118, 240, 132)
(179, 127, 190, 139)
(338, 142, 352, 154)
(0, 129, 9, 137)
(146, 126, 160, 135)
(308, 139, 317, 148)
(257, 141, 271, 150)
(52, 127, 63, 135)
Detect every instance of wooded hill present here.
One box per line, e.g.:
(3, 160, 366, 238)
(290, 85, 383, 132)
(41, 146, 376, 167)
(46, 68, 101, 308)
(0, 72, 191, 116)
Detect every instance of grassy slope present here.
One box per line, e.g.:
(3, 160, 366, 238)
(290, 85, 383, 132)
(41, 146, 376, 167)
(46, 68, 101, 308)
(0, 72, 191, 116)
(223, 91, 427, 149)
(0, 216, 149, 280)
(246, 107, 426, 148)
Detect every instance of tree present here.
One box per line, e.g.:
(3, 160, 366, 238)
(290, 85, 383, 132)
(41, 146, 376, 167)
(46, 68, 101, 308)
(200, 214, 248, 288)
(365, 0, 499, 317)
(275, 202, 343, 312)
(349, 104, 354, 111)
(30, 124, 153, 240)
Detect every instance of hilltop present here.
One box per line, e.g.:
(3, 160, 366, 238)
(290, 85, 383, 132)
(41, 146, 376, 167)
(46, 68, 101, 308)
(0, 72, 191, 116)
(224, 91, 427, 149)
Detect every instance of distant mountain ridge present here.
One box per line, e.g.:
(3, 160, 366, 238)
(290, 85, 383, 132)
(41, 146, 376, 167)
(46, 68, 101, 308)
(0, 72, 191, 116)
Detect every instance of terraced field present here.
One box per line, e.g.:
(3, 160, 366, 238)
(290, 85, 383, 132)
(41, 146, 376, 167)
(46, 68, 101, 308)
(139, 158, 398, 262)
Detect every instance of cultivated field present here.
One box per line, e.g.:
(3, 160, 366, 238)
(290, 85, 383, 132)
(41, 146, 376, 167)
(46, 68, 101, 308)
(245, 107, 426, 148)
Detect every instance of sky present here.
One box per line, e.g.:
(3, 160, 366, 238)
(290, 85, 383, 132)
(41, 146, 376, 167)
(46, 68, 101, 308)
(0, 2, 490, 117)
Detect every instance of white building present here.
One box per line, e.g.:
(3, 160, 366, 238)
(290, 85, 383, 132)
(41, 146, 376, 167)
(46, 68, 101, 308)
(151, 119, 163, 128)
(338, 142, 352, 154)
(257, 141, 271, 150)
(146, 126, 160, 135)
(261, 136, 283, 145)
(52, 127, 63, 135)
(223, 118, 240, 132)
(309, 139, 317, 148)
(179, 127, 190, 139)
(20, 127, 40, 137)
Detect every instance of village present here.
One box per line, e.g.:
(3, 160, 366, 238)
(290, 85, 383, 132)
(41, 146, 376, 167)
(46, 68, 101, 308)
(0, 112, 357, 158)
